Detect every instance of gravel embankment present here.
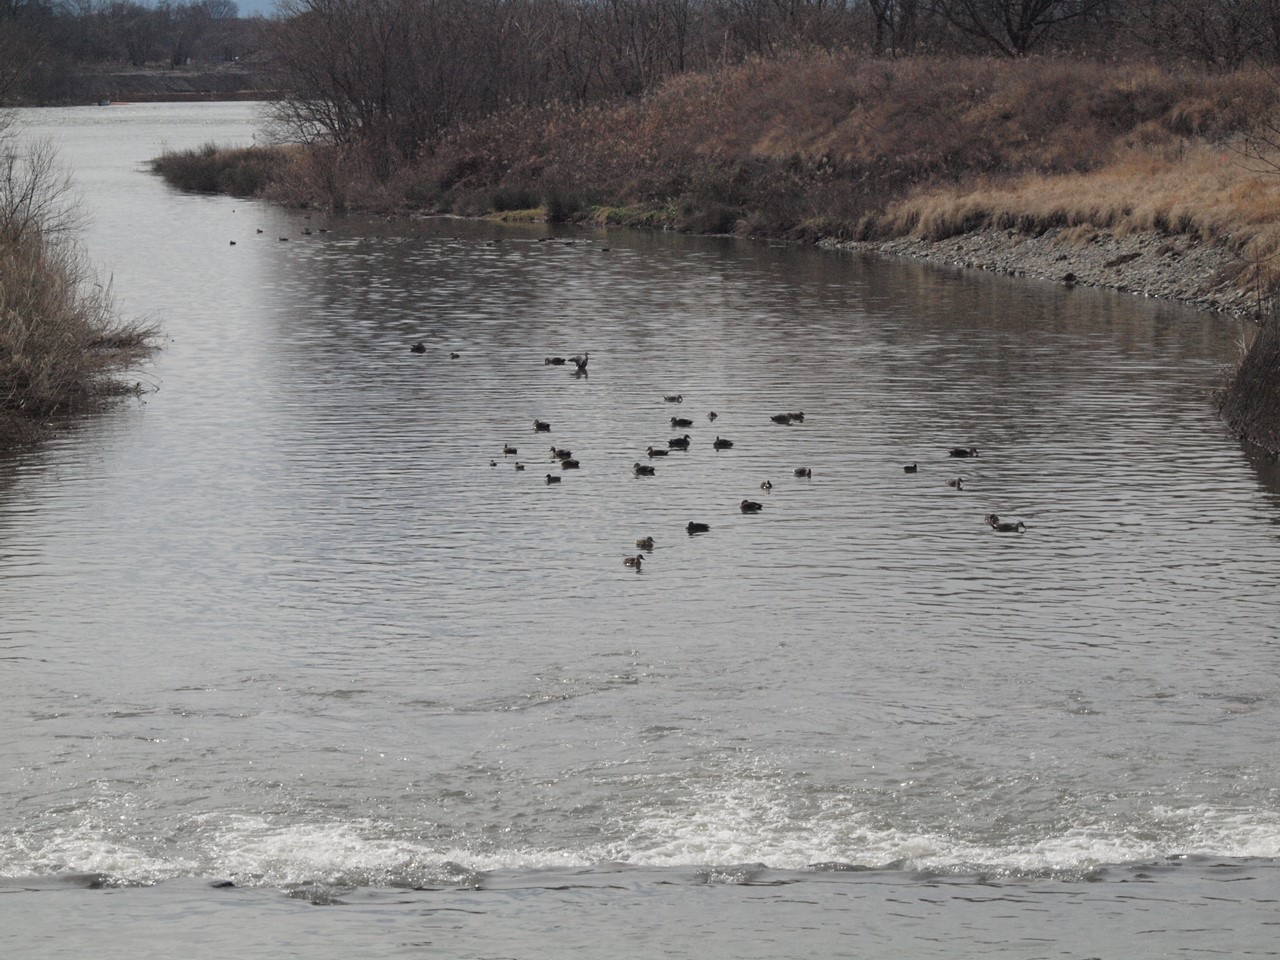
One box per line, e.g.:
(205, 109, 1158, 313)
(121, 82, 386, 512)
(833, 229, 1259, 318)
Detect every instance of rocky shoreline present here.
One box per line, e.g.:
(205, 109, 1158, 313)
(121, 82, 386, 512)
(831, 228, 1260, 320)
(831, 226, 1280, 456)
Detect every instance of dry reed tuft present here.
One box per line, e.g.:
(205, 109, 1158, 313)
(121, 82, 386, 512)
(2, 123, 157, 448)
(150, 143, 291, 197)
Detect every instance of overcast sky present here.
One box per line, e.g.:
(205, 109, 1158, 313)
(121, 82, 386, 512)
(234, 0, 281, 16)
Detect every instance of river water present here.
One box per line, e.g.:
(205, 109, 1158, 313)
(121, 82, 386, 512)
(2, 102, 1279, 959)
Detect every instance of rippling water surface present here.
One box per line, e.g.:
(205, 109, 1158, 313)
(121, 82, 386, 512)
(2, 103, 1279, 958)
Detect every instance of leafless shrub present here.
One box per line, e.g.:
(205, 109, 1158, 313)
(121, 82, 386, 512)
(0, 118, 157, 446)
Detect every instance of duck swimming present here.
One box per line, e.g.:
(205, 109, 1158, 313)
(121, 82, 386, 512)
(760, 480, 773, 491)
(985, 514, 1026, 533)
(534, 420, 551, 432)
(686, 521, 710, 534)
(646, 446, 669, 458)
(770, 413, 793, 425)
(713, 436, 734, 450)
(636, 536, 655, 551)
(740, 499, 763, 513)
(410, 341, 426, 354)
(544, 356, 566, 365)
(794, 467, 812, 477)
(561, 458, 580, 469)
(949, 447, 979, 458)
(545, 474, 562, 484)
(671, 416, 694, 428)
(946, 477, 964, 489)
(551, 446, 572, 460)
(623, 554, 644, 568)
(664, 394, 683, 403)
(633, 462, 656, 476)
(668, 434, 692, 450)
(903, 463, 918, 474)
(503, 444, 518, 455)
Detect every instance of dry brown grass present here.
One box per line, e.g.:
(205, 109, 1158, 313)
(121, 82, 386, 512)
(399, 54, 1280, 244)
(879, 142, 1280, 296)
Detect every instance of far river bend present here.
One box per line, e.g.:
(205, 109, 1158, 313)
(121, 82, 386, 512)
(2, 102, 1278, 959)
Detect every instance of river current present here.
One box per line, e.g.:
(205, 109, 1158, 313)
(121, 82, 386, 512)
(1, 102, 1279, 958)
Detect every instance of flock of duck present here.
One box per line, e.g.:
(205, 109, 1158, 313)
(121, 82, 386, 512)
(418, 344, 1027, 570)
(908, 446, 1027, 532)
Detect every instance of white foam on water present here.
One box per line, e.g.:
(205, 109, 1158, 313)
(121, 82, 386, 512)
(4, 797, 1280, 885)
(0, 820, 197, 884)
(605, 776, 1280, 875)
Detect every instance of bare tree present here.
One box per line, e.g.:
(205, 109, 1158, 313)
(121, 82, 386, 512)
(929, 0, 1109, 54)
(867, 0, 921, 54)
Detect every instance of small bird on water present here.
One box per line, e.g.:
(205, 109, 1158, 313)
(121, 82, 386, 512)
(985, 514, 1026, 532)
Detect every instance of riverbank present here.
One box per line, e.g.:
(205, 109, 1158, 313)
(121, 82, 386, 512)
(150, 53, 1280, 450)
(23, 62, 279, 106)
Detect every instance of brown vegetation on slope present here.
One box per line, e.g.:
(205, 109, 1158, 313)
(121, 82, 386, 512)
(410, 56, 1280, 266)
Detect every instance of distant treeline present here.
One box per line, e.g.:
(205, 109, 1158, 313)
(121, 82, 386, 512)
(9, 2, 1280, 119)
(0, 0, 269, 103)
(264, 0, 1280, 168)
